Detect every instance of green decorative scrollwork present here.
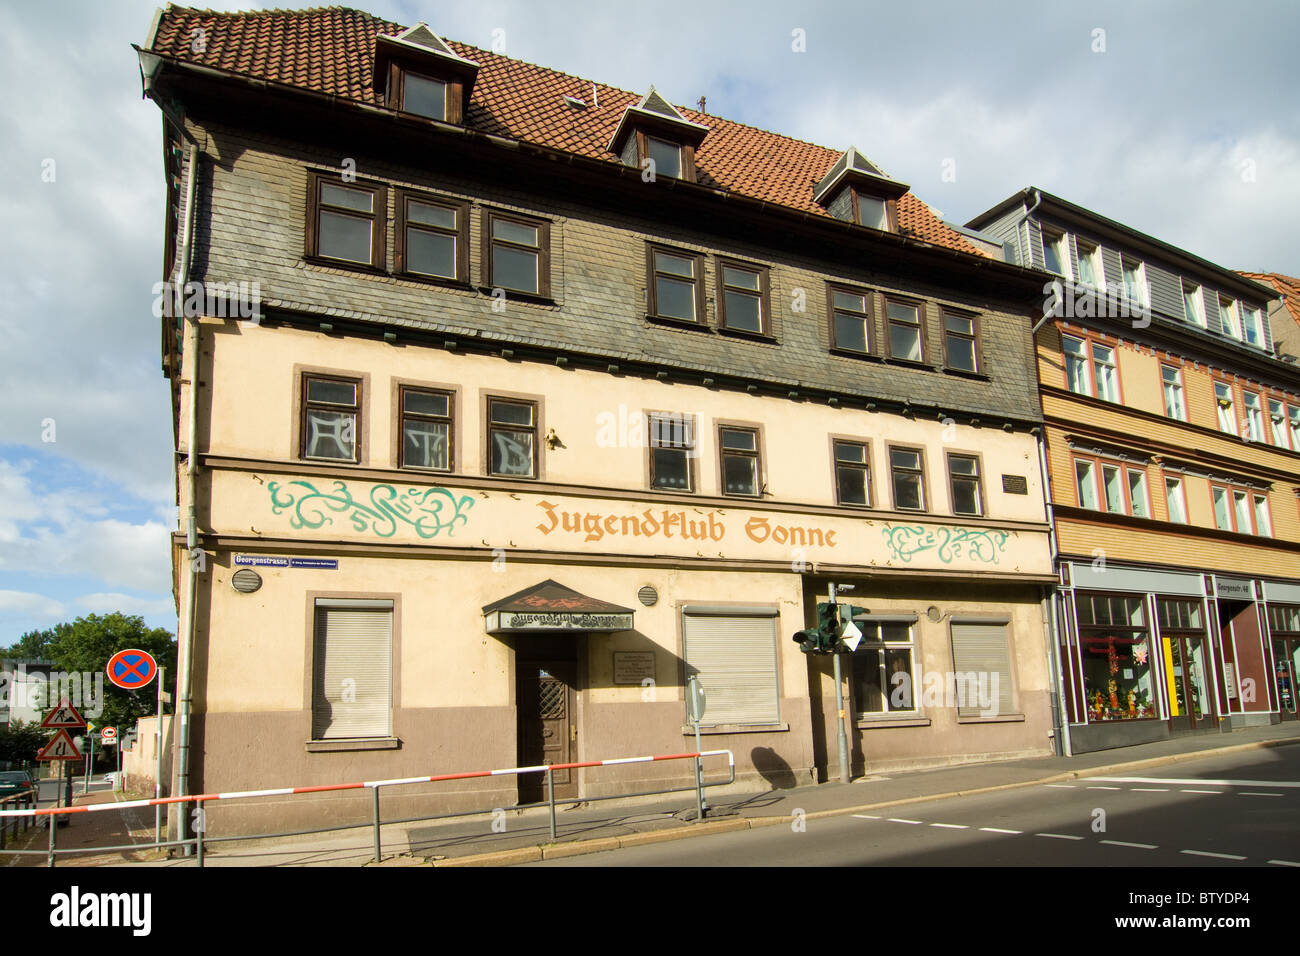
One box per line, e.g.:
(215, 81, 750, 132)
(882, 525, 1009, 564)
(268, 479, 475, 539)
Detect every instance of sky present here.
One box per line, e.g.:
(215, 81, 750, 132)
(0, 0, 1296, 642)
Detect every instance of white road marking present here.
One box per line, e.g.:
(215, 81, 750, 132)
(1087, 785, 1121, 790)
(1101, 840, 1157, 850)
(1131, 787, 1169, 792)
(888, 818, 923, 825)
(980, 827, 1021, 834)
(851, 814, 881, 819)
(930, 823, 968, 829)
(1240, 792, 1283, 797)
(1181, 850, 1246, 861)
(1088, 776, 1300, 788)
(1036, 833, 1084, 840)
(1180, 789, 1224, 794)
(1268, 859, 1300, 867)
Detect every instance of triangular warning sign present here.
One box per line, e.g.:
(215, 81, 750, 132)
(40, 699, 86, 729)
(38, 729, 82, 760)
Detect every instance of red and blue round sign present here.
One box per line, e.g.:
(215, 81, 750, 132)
(106, 649, 158, 690)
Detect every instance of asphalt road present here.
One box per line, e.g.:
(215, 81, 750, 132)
(527, 746, 1300, 867)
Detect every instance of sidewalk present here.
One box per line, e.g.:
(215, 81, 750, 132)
(23, 722, 1300, 867)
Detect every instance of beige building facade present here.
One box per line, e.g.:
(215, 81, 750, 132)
(143, 7, 1059, 834)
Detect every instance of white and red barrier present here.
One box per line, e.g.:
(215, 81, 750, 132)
(0, 749, 736, 818)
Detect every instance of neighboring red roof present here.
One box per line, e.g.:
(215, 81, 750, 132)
(150, 5, 980, 255)
(1239, 271, 1300, 355)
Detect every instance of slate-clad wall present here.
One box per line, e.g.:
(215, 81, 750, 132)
(188, 120, 1043, 424)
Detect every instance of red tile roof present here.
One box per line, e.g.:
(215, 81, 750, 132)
(151, 5, 981, 255)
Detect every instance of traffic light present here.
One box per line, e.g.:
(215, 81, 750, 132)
(792, 601, 841, 654)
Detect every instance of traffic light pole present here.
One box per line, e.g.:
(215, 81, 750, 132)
(830, 582, 851, 784)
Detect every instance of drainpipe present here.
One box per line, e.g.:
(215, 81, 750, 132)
(175, 141, 201, 842)
(1036, 427, 1072, 756)
(1014, 188, 1043, 272)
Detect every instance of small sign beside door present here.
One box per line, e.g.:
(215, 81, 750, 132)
(613, 652, 655, 684)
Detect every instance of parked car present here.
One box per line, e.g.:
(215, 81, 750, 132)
(0, 770, 36, 798)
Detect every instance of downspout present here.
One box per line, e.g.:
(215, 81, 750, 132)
(1036, 426, 1072, 757)
(176, 141, 201, 837)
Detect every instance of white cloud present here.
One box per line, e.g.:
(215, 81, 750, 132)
(0, 590, 66, 619)
(0, 460, 172, 593)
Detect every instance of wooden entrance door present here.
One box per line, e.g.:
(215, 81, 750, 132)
(517, 660, 578, 803)
(1275, 639, 1298, 720)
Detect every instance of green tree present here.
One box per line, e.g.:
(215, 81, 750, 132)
(0, 720, 47, 765)
(46, 613, 177, 732)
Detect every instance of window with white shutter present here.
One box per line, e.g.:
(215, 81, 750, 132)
(312, 599, 394, 739)
(681, 606, 780, 726)
(948, 620, 1016, 718)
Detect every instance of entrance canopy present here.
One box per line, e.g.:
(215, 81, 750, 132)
(483, 579, 635, 634)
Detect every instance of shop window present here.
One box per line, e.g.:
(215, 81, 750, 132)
(851, 620, 916, 715)
(1076, 592, 1156, 721)
(681, 607, 780, 725)
(311, 599, 393, 739)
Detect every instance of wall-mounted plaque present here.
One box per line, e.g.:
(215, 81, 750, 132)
(613, 651, 656, 685)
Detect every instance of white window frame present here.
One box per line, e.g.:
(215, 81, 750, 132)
(1254, 494, 1273, 537)
(1212, 486, 1232, 531)
(1161, 364, 1186, 421)
(1243, 305, 1266, 349)
(1219, 296, 1241, 339)
(1215, 382, 1237, 436)
(1182, 280, 1207, 327)
(1041, 228, 1070, 278)
(1243, 391, 1265, 442)
(1063, 334, 1091, 396)
(1076, 240, 1104, 289)
(1092, 343, 1118, 402)
(1122, 258, 1149, 308)
(1269, 399, 1291, 450)
(1075, 459, 1099, 510)
(1127, 468, 1150, 518)
(850, 617, 919, 717)
(1165, 476, 1188, 524)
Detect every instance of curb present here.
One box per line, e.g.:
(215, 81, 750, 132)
(429, 733, 1300, 867)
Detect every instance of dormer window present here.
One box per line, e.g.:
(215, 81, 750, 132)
(814, 146, 909, 234)
(401, 71, 447, 120)
(374, 23, 479, 126)
(646, 137, 682, 179)
(609, 87, 709, 184)
(854, 190, 890, 231)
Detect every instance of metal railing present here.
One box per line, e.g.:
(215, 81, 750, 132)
(0, 748, 735, 867)
(0, 789, 37, 850)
